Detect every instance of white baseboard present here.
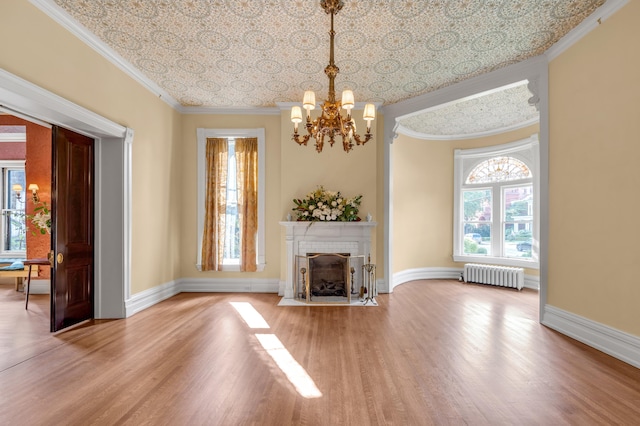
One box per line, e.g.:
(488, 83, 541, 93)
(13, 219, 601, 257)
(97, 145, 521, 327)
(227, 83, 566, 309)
(125, 280, 180, 317)
(392, 267, 539, 291)
(179, 277, 279, 293)
(524, 275, 540, 290)
(376, 278, 388, 294)
(393, 267, 461, 287)
(125, 278, 279, 317)
(542, 305, 640, 369)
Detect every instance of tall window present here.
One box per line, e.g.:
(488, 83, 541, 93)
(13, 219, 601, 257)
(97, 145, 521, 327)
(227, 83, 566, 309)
(454, 135, 539, 268)
(224, 139, 240, 263)
(196, 129, 265, 272)
(0, 161, 26, 255)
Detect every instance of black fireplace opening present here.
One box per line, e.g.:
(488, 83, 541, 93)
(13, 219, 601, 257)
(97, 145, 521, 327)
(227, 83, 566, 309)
(308, 253, 350, 297)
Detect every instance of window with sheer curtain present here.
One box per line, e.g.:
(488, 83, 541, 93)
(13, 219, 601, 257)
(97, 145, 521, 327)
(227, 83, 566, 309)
(196, 129, 265, 272)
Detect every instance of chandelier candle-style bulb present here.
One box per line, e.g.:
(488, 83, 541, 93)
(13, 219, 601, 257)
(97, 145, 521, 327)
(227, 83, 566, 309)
(303, 91, 316, 116)
(341, 90, 354, 111)
(363, 103, 376, 130)
(291, 0, 374, 153)
(291, 106, 303, 131)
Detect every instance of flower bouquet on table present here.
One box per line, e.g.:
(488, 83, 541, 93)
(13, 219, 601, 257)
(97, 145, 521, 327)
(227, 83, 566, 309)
(292, 186, 362, 222)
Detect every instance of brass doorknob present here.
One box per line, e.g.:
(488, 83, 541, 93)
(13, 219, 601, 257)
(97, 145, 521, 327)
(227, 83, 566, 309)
(56, 253, 64, 264)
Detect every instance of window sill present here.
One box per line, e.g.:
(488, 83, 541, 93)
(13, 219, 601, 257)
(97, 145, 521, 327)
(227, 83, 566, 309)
(453, 255, 538, 270)
(196, 263, 266, 272)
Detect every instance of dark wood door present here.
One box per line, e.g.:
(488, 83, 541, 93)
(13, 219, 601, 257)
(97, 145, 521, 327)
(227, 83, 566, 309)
(51, 126, 94, 332)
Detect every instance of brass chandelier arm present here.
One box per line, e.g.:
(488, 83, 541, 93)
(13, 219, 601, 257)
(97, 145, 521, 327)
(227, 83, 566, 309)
(351, 132, 372, 147)
(292, 132, 311, 147)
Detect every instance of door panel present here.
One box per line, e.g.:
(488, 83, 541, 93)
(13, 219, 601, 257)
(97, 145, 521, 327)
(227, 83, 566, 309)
(51, 126, 94, 332)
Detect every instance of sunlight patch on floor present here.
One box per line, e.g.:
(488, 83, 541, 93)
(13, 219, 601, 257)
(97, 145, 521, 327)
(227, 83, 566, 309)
(230, 301, 322, 398)
(255, 333, 323, 399)
(230, 302, 270, 329)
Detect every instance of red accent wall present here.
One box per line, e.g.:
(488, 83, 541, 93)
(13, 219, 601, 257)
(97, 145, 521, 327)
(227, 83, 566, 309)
(0, 116, 52, 278)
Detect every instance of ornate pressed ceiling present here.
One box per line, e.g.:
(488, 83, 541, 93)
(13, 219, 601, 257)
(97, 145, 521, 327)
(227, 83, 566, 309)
(44, 0, 607, 137)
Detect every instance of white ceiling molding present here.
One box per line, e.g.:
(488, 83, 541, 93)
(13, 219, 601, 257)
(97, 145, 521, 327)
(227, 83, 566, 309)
(395, 117, 539, 141)
(28, 0, 180, 110)
(546, 0, 629, 60)
(395, 80, 540, 139)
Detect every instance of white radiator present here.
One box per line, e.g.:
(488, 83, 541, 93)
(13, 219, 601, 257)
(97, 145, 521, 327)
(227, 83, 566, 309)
(463, 264, 524, 290)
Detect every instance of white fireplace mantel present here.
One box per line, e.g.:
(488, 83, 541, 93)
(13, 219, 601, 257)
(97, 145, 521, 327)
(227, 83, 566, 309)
(280, 221, 376, 298)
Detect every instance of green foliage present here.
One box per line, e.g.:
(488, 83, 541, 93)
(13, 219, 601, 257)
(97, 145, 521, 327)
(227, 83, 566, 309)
(505, 200, 530, 221)
(464, 238, 488, 255)
(3, 201, 51, 236)
(463, 189, 491, 221)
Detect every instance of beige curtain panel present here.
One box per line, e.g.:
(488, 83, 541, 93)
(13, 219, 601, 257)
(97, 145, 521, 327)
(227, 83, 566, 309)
(201, 138, 228, 271)
(235, 137, 258, 272)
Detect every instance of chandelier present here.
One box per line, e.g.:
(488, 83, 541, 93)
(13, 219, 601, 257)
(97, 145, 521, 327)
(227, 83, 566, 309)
(290, 0, 376, 153)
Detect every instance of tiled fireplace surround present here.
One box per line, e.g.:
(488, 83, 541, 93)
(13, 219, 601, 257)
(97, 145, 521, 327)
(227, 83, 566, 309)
(279, 221, 376, 298)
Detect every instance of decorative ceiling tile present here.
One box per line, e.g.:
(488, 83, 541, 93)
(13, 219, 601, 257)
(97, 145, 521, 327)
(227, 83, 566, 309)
(397, 81, 540, 139)
(49, 0, 606, 135)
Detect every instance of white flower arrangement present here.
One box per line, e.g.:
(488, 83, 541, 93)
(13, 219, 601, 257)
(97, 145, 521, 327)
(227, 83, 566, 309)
(30, 203, 51, 234)
(292, 186, 362, 222)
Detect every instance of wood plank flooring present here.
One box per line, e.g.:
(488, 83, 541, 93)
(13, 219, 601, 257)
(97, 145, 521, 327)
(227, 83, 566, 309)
(1, 280, 639, 425)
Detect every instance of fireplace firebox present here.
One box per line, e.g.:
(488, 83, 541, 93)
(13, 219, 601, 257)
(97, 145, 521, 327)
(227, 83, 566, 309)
(309, 253, 349, 297)
(280, 221, 376, 300)
(295, 253, 365, 304)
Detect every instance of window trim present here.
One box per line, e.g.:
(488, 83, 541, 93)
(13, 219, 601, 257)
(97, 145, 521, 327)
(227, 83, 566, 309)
(453, 134, 539, 269)
(196, 128, 265, 272)
(0, 160, 26, 258)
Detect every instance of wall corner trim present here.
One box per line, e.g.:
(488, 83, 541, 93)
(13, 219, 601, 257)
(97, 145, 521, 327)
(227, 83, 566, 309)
(542, 304, 640, 369)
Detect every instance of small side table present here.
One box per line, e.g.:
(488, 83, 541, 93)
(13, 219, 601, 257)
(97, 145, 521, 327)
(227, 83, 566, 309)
(24, 258, 51, 310)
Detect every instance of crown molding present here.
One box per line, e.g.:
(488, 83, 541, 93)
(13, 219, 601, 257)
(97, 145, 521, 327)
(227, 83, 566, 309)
(29, 0, 181, 111)
(546, 0, 629, 60)
(381, 55, 547, 121)
(396, 117, 539, 141)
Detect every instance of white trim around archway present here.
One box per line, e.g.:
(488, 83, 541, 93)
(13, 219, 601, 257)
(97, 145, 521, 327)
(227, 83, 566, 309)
(0, 68, 132, 319)
(379, 55, 549, 322)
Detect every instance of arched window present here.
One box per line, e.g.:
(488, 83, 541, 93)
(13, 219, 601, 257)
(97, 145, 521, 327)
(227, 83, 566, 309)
(453, 135, 539, 268)
(466, 157, 531, 184)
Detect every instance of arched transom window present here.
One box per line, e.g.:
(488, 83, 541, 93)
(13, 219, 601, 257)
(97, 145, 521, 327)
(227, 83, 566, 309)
(466, 156, 531, 184)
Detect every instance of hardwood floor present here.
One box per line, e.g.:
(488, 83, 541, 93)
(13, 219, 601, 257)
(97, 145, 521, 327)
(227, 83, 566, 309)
(1, 280, 639, 425)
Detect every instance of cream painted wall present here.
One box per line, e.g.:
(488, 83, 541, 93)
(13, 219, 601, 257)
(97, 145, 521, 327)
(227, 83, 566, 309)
(392, 125, 540, 276)
(0, 1, 182, 294)
(548, 1, 640, 335)
(278, 110, 379, 283)
(179, 114, 282, 279)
